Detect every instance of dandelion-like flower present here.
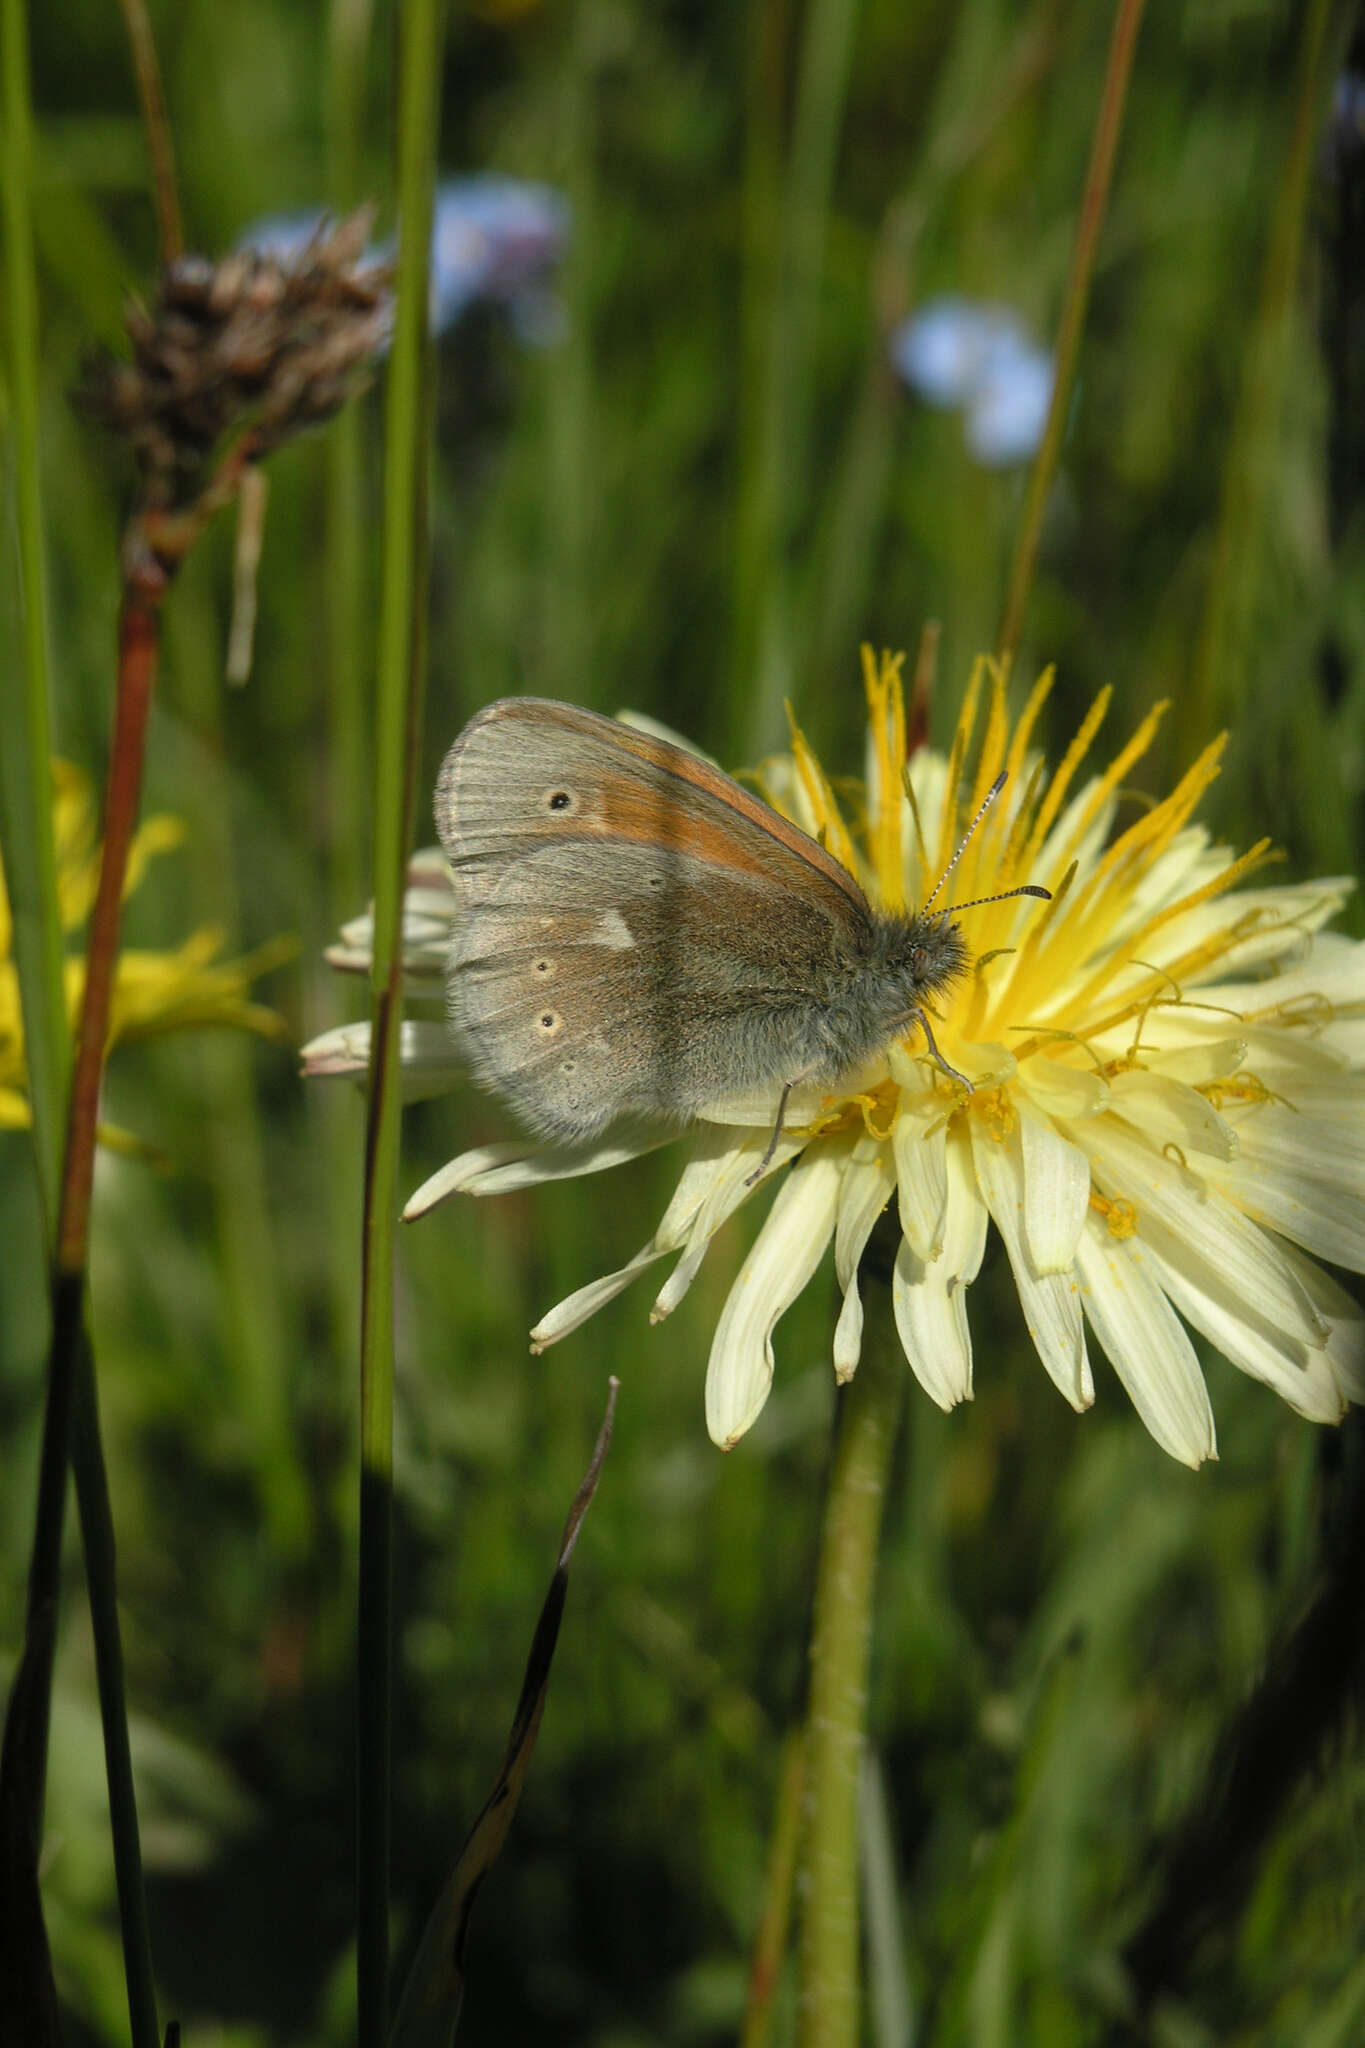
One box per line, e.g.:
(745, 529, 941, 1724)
(306, 656, 1365, 1465)
(1, 763, 286, 1137)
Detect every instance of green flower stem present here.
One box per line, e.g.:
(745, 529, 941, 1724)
(996, 0, 1147, 669)
(356, 0, 442, 2036)
(799, 1270, 904, 2048)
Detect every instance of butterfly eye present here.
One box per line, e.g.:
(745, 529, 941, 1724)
(910, 945, 929, 978)
(542, 788, 578, 815)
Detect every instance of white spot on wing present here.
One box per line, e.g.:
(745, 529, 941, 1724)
(595, 910, 635, 950)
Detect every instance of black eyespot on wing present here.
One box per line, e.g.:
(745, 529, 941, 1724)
(535, 1009, 565, 1039)
(543, 788, 577, 815)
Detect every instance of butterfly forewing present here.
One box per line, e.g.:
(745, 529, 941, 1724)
(435, 699, 873, 1139)
(437, 699, 868, 907)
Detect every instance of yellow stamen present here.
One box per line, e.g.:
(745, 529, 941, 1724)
(901, 765, 932, 903)
(969, 660, 1011, 817)
(786, 707, 860, 877)
(862, 645, 908, 908)
(1003, 666, 1055, 792)
(1015, 857, 1079, 957)
(846, 1084, 898, 1141)
(988, 753, 1048, 894)
(1090, 1189, 1138, 1239)
(935, 656, 988, 876)
(1018, 686, 1111, 876)
(1198, 1072, 1284, 1111)
(973, 1086, 1017, 1139)
(1249, 990, 1333, 1031)
(1042, 700, 1168, 890)
(1070, 732, 1227, 922)
(1006, 1025, 1110, 1078)
(1064, 838, 1277, 1020)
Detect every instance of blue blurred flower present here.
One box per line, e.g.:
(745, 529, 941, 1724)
(428, 177, 568, 341)
(889, 296, 1054, 468)
(1322, 72, 1365, 178)
(239, 176, 569, 347)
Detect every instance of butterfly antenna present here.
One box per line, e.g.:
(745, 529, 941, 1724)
(919, 771, 1052, 915)
(921, 770, 1008, 914)
(952, 882, 1052, 912)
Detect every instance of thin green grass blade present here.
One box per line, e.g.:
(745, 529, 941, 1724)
(357, 1, 443, 2038)
(0, 0, 71, 1224)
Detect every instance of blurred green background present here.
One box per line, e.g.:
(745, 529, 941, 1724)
(4, 0, 1365, 2041)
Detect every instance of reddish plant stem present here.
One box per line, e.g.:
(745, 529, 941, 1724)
(28, 565, 165, 1689)
(10, 562, 169, 2048)
(57, 571, 165, 1273)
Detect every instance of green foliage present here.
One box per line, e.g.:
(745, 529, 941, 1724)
(2, 0, 1363, 2042)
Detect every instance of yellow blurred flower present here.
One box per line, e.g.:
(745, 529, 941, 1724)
(0, 761, 287, 1134)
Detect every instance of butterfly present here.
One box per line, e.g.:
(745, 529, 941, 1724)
(435, 697, 1046, 1159)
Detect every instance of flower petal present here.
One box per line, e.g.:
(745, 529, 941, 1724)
(970, 1112, 1093, 1409)
(1017, 1099, 1090, 1274)
(1276, 1246, 1365, 1403)
(402, 1129, 669, 1216)
(300, 1022, 372, 1075)
(1147, 1036, 1247, 1087)
(892, 1099, 948, 1262)
(1074, 1222, 1216, 1466)
(654, 1138, 810, 1327)
(1109, 1070, 1237, 1162)
(694, 1080, 833, 1129)
(705, 1149, 844, 1447)
(1140, 1233, 1346, 1423)
(299, 1020, 466, 1101)
(891, 1126, 985, 1408)
(531, 1239, 673, 1350)
(1084, 1115, 1328, 1348)
(832, 1142, 897, 1380)
(1199, 1096, 1365, 1272)
(1018, 1057, 1111, 1121)
(651, 1127, 811, 1323)
(1201, 1146, 1365, 1275)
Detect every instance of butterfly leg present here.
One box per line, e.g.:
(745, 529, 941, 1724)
(744, 1075, 805, 1187)
(910, 1007, 970, 1089)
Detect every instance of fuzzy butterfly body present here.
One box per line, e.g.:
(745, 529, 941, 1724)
(434, 697, 977, 1144)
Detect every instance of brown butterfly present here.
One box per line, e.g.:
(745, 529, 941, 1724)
(435, 698, 1046, 1160)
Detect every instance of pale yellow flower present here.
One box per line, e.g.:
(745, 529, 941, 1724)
(1, 762, 286, 1134)
(308, 657, 1365, 1465)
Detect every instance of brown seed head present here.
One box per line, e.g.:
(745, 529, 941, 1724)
(80, 210, 391, 514)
